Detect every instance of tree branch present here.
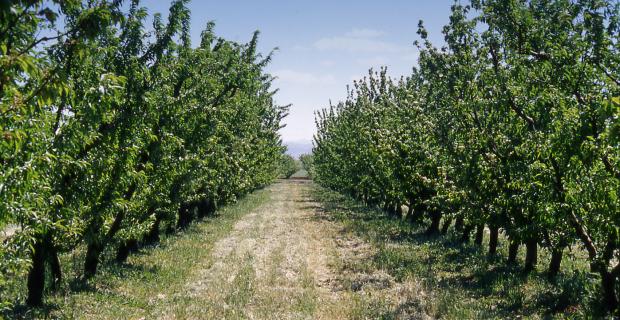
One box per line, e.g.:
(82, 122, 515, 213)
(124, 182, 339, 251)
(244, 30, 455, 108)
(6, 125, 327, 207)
(489, 42, 537, 130)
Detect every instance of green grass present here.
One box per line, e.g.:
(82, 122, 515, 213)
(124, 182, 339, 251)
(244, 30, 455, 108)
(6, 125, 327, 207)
(4, 182, 607, 319)
(310, 184, 604, 319)
(290, 170, 309, 179)
(5, 187, 272, 320)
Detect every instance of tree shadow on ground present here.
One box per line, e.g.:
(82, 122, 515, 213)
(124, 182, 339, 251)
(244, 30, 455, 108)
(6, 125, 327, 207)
(5, 302, 60, 320)
(307, 185, 599, 318)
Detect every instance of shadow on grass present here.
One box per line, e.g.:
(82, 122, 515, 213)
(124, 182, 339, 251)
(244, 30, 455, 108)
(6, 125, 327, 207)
(308, 185, 601, 319)
(293, 199, 317, 203)
(99, 261, 161, 283)
(6, 302, 60, 320)
(3, 214, 221, 319)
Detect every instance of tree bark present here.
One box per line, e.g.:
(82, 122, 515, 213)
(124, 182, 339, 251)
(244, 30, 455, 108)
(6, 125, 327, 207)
(116, 238, 139, 263)
(441, 217, 452, 235)
(547, 246, 563, 279)
(116, 241, 131, 263)
(83, 206, 127, 278)
(26, 236, 46, 306)
(396, 203, 403, 218)
(83, 242, 102, 279)
(524, 237, 538, 273)
(165, 220, 176, 235)
(454, 215, 464, 232)
(143, 215, 161, 244)
(425, 209, 441, 235)
(408, 202, 425, 224)
(48, 243, 62, 289)
(82, 181, 134, 278)
(474, 224, 484, 246)
(567, 210, 620, 315)
(488, 226, 499, 256)
(177, 202, 192, 229)
(406, 200, 414, 219)
(601, 269, 619, 314)
(383, 202, 390, 213)
(387, 203, 398, 218)
(508, 239, 519, 264)
(460, 224, 474, 243)
(197, 198, 215, 218)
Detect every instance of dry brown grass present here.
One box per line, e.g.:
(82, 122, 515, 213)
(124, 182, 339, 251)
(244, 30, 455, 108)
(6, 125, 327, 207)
(16, 180, 432, 319)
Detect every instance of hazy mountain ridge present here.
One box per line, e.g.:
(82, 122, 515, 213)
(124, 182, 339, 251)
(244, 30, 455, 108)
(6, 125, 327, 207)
(284, 140, 313, 158)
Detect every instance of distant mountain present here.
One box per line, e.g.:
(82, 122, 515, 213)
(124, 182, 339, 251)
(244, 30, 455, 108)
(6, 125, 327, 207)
(284, 140, 313, 158)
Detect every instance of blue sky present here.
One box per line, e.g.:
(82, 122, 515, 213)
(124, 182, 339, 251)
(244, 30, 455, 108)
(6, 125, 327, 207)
(143, 0, 456, 147)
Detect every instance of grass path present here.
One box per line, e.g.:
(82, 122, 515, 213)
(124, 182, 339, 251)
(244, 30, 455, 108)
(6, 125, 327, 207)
(34, 179, 427, 319)
(151, 179, 428, 319)
(47, 185, 274, 319)
(173, 179, 346, 319)
(26, 177, 591, 319)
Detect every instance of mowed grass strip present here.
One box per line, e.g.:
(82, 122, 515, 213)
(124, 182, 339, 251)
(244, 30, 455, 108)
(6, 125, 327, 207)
(28, 187, 273, 320)
(310, 184, 601, 320)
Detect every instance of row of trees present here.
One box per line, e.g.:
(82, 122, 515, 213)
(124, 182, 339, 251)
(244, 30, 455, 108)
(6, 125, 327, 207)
(279, 154, 299, 178)
(1, 0, 287, 308)
(299, 153, 314, 178)
(313, 0, 619, 314)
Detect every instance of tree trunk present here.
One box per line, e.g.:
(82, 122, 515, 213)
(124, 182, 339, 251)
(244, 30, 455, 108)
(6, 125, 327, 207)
(165, 220, 176, 234)
(547, 246, 563, 279)
(454, 215, 464, 232)
(26, 237, 46, 306)
(116, 242, 131, 263)
(143, 216, 161, 244)
(177, 202, 191, 229)
(601, 270, 619, 314)
(408, 202, 425, 224)
(568, 213, 619, 314)
(387, 203, 398, 218)
(441, 217, 452, 235)
(83, 242, 102, 279)
(425, 210, 441, 235)
(474, 224, 484, 246)
(197, 198, 215, 218)
(524, 238, 538, 273)
(197, 200, 206, 219)
(488, 226, 499, 256)
(508, 239, 519, 264)
(116, 238, 139, 263)
(83, 207, 127, 278)
(407, 200, 414, 214)
(383, 202, 390, 213)
(48, 243, 62, 289)
(460, 224, 474, 243)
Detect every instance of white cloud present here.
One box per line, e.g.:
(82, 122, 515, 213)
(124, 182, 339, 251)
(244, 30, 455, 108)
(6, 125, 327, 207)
(345, 28, 386, 38)
(313, 28, 413, 54)
(273, 69, 337, 85)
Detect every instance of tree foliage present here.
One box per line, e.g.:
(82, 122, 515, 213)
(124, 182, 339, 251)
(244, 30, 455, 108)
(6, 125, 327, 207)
(313, 0, 620, 314)
(299, 153, 314, 177)
(0, 0, 286, 308)
(279, 154, 298, 179)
